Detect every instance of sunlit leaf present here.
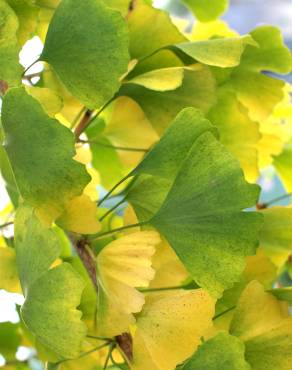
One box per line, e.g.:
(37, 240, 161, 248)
(0, 247, 21, 293)
(96, 231, 160, 337)
(26, 86, 63, 117)
(132, 289, 215, 370)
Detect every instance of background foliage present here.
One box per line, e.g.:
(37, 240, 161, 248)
(0, 0, 292, 369)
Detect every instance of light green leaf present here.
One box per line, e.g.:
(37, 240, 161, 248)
(182, 0, 229, 22)
(22, 263, 86, 359)
(259, 206, 292, 251)
(41, 0, 129, 108)
(126, 66, 185, 91)
(240, 26, 292, 74)
(1, 87, 90, 221)
(120, 66, 216, 134)
(274, 141, 292, 192)
(172, 35, 256, 68)
(14, 205, 61, 293)
(25, 86, 63, 117)
(230, 281, 292, 370)
(0, 322, 21, 360)
(149, 131, 262, 297)
(0, 247, 21, 293)
(207, 87, 261, 183)
(127, 0, 186, 75)
(0, 0, 22, 87)
(180, 331, 250, 370)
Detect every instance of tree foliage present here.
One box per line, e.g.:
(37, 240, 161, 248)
(0, 0, 292, 369)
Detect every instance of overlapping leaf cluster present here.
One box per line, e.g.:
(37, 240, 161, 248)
(0, 0, 292, 369)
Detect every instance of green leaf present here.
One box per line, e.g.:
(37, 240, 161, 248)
(259, 206, 292, 252)
(41, 0, 130, 108)
(120, 66, 216, 134)
(14, 204, 86, 359)
(22, 263, 86, 359)
(180, 331, 250, 370)
(0, 0, 22, 87)
(0, 322, 21, 360)
(149, 131, 262, 297)
(126, 107, 217, 220)
(25, 86, 63, 117)
(230, 280, 292, 370)
(14, 205, 61, 293)
(0, 247, 21, 293)
(172, 35, 256, 68)
(182, 0, 229, 22)
(1, 87, 90, 221)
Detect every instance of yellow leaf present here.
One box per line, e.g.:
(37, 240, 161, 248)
(56, 194, 101, 234)
(191, 20, 238, 41)
(0, 247, 21, 293)
(96, 231, 160, 337)
(105, 96, 159, 167)
(25, 86, 63, 117)
(132, 289, 215, 370)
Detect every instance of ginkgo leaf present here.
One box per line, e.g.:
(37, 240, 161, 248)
(259, 206, 292, 252)
(6, 0, 39, 45)
(104, 96, 158, 168)
(230, 281, 292, 370)
(14, 204, 86, 359)
(149, 131, 262, 297)
(56, 194, 101, 234)
(14, 204, 61, 293)
(274, 141, 292, 192)
(182, 0, 229, 22)
(0, 322, 21, 360)
(132, 289, 215, 370)
(191, 19, 238, 41)
(127, 0, 186, 76)
(207, 87, 261, 183)
(96, 231, 160, 337)
(25, 86, 63, 117)
(180, 331, 250, 370)
(216, 248, 277, 317)
(171, 35, 256, 68)
(0, 0, 22, 87)
(22, 263, 86, 360)
(0, 247, 21, 293)
(41, 0, 129, 109)
(121, 65, 216, 134)
(126, 67, 185, 92)
(1, 88, 90, 221)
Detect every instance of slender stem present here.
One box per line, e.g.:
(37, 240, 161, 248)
(99, 198, 126, 222)
(74, 109, 93, 140)
(265, 192, 292, 206)
(22, 58, 40, 76)
(98, 173, 131, 206)
(139, 284, 191, 293)
(0, 221, 13, 229)
(103, 343, 115, 370)
(90, 222, 147, 240)
(71, 106, 87, 129)
(87, 334, 113, 342)
(74, 96, 115, 139)
(79, 139, 149, 153)
(213, 306, 235, 320)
